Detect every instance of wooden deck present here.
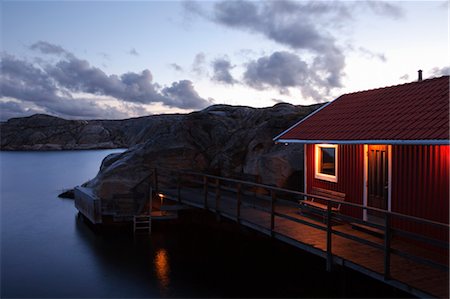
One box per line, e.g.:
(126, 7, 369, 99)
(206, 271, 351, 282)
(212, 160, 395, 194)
(153, 170, 449, 299)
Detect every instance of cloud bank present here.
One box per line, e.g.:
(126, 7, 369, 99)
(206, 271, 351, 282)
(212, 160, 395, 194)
(186, 0, 402, 101)
(0, 41, 210, 120)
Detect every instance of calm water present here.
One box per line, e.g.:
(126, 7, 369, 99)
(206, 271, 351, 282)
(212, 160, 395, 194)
(0, 151, 409, 298)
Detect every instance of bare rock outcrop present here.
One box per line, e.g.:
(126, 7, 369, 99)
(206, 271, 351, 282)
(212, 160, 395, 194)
(84, 103, 322, 204)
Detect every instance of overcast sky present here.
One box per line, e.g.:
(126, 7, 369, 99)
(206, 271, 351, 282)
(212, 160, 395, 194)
(1, 0, 448, 120)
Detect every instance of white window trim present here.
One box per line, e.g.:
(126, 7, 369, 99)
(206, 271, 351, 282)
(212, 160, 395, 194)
(314, 144, 338, 183)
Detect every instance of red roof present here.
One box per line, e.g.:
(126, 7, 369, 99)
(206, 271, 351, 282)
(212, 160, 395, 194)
(275, 76, 449, 144)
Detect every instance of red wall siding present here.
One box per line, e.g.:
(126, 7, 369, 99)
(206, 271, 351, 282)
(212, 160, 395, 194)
(306, 143, 449, 246)
(306, 144, 364, 218)
(391, 145, 449, 242)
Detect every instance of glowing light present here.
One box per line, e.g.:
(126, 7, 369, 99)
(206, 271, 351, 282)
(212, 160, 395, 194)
(154, 249, 170, 292)
(157, 193, 165, 215)
(314, 144, 338, 183)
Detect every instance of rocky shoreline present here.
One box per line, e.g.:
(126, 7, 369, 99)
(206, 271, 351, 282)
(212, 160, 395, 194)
(1, 103, 323, 197)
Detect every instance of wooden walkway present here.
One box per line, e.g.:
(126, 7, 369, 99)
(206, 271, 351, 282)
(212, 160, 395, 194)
(153, 170, 449, 298)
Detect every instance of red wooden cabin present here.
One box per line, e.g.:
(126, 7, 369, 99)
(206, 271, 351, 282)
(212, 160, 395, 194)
(274, 75, 449, 243)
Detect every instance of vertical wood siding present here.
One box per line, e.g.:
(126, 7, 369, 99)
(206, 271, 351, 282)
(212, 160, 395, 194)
(306, 144, 449, 245)
(306, 144, 365, 218)
(391, 145, 449, 243)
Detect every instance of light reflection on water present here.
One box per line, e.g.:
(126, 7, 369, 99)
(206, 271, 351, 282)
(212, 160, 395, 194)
(154, 248, 170, 293)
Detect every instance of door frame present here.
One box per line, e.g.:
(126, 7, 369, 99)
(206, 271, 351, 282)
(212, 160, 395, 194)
(363, 144, 392, 221)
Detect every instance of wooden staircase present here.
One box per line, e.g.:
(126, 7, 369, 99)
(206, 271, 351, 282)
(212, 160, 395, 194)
(133, 215, 152, 234)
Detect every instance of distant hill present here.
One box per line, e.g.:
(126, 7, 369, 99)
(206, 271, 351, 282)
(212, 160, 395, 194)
(1, 103, 323, 191)
(0, 112, 171, 150)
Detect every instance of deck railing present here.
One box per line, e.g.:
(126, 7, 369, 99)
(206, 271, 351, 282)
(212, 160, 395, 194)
(150, 167, 449, 283)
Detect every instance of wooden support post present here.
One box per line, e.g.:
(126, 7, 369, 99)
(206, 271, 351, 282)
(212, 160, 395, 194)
(384, 213, 391, 280)
(270, 189, 275, 236)
(326, 201, 333, 272)
(203, 176, 208, 209)
(215, 178, 221, 217)
(149, 186, 153, 215)
(153, 168, 159, 194)
(236, 183, 241, 224)
(177, 172, 181, 203)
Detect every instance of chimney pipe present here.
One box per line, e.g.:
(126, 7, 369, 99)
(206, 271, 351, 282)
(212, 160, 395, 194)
(418, 70, 423, 81)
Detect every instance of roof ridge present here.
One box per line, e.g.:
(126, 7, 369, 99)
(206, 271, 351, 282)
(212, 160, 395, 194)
(343, 75, 449, 97)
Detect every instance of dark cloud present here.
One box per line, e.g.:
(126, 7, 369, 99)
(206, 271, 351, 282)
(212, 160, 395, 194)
(183, 1, 207, 20)
(128, 48, 139, 56)
(244, 51, 333, 100)
(192, 52, 206, 76)
(399, 74, 410, 81)
(0, 54, 129, 120)
(162, 80, 211, 109)
(212, 1, 338, 53)
(358, 47, 387, 62)
(0, 42, 210, 120)
(430, 66, 450, 77)
(1, 54, 60, 104)
(211, 57, 236, 84)
(29, 41, 73, 58)
(198, 0, 347, 92)
(169, 63, 183, 72)
(47, 58, 165, 104)
(244, 52, 308, 89)
(186, 0, 404, 100)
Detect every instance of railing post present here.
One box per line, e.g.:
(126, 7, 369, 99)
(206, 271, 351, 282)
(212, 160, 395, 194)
(236, 183, 241, 224)
(148, 186, 153, 215)
(326, 200, 333, 272)
(177, 172, 181, 203)
(203, 176, 208, 209)
(270, 189, 275, 237)
(215, 178, 221, 217)
(384, 213, 391, 280)
(153, 168, 159, 194)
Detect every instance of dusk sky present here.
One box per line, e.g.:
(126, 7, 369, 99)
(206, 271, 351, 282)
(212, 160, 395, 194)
(1, 1, 448, 121)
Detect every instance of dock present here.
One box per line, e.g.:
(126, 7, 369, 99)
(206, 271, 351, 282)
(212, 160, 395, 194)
(155, 168, 449, 298)
(75, 168, 449, 298)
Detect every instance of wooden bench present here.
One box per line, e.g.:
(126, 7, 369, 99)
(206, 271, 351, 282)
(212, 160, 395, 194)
(300, 187, 346, 218)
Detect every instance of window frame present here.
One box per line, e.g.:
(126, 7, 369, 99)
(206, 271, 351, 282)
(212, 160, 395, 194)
(314, 144, 338, 183)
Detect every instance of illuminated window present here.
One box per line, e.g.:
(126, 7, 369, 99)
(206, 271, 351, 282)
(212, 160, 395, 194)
(315, 144, 338, 182)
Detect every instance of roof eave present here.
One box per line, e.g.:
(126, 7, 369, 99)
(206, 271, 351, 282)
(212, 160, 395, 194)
(272, 99, 338, 142)
(276, 139, 450, 145)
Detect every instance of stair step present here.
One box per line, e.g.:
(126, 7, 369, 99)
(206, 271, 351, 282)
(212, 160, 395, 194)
(133, 214, 152, 234)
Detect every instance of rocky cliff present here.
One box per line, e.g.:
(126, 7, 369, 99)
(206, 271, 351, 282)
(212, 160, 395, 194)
(1, 103, 322, 197)
(83, 103, 322, 200)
